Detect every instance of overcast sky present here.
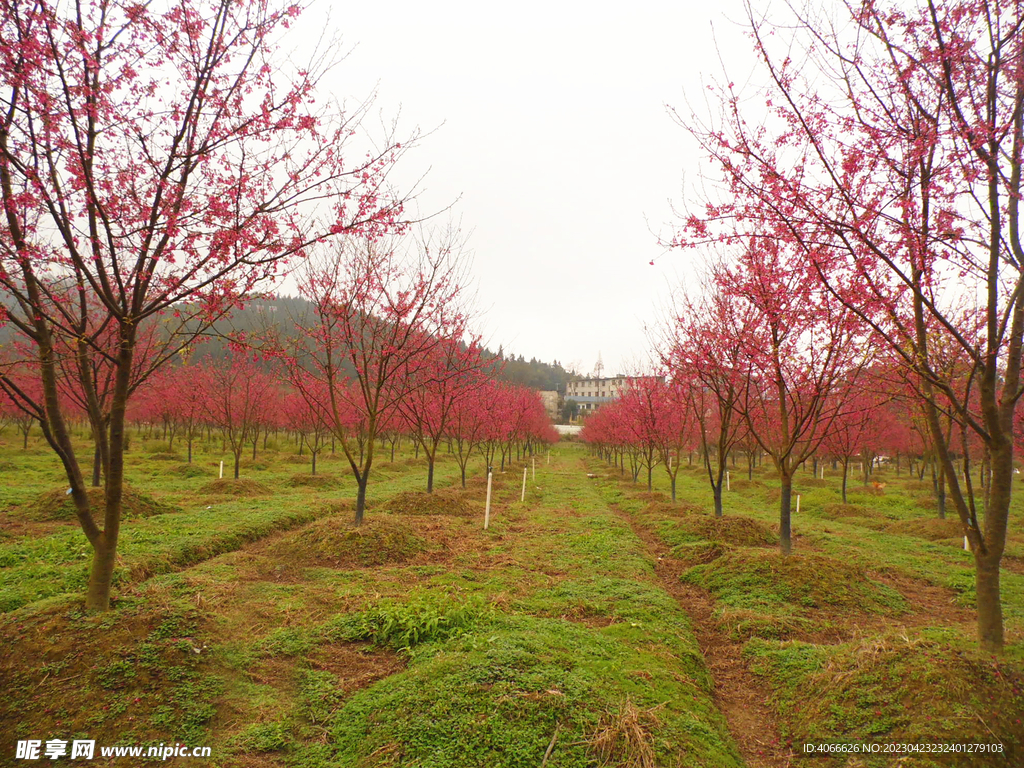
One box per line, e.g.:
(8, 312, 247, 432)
(299, 0, 754, 377)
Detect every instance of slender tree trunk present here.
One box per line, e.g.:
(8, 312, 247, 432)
(85, 537, 116, 610)
(354, 475, 368, 526)
(841, 459, 849, 505)
(92, 443, 102, 488)
(713, 482, 723, 518)
(311, 452, 317, 476)
(427, 456, 435, 493)
(932, 462, 947, 519)
(234, 451, 241, 479)
(779, 473, 793, 555)
(670, 474, 677, 501)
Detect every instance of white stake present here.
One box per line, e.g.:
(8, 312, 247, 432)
(521, 466, 528, 502)
(219, 460, 223, 479)
(547, 450, 550, 465)
(796, 494, 801, 514)
(484, 471, 493, 529)
(964, 536, 969, 551)
(726, 470, 731, 491)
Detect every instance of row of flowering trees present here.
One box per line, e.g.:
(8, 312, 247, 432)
(0, 0, 555, 612)
(4, 343, 557, 514)
(580, 363, 939, 511)
(653, 0, 1021, 652)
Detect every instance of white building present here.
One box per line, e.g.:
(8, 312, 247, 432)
(565, 375, 662, 416)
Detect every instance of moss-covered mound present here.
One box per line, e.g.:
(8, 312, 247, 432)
(383, 490, 471, 517)
(145, 451, 183, 461)
(729, 478, 765, 491)
(288, 473, 341, 489)
(274, 517, 428, 567)
(27, 485, 177, 521)
(674, 513, 776, 547)
(886, 517, 964, 541)
(745, 628, 1024, 758)
(683, 550, 906, 615)
(170, 462, 208, 479)
(198, 478, 271, 496)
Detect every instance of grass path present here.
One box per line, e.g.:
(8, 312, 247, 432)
(607, 500, 791, 768)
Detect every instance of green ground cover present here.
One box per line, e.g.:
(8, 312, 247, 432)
(1, 435, 743, 767)
(588, 451, 1024, 767)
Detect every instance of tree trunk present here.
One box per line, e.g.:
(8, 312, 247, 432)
(92, 443, 102, 488)
(779, 473, 793, 555)
(975, 551, 1004, 652)
(713, 482, 723, 518)
(85, 536, 117, 611)
(354, 476, 368, 526)
(427, 457, 435, 493)
(841, 459, 849, 504)
(311, 452, 317, 476)
(670, 474, 677, 501)
(932, 462, 946, 519)
(234, 452, 241, 479)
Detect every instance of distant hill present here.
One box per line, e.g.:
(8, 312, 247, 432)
(189, 295, 576, 393)
(1, 290, 576, 393)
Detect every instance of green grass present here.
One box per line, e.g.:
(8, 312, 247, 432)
(586, 449, 1024, 766)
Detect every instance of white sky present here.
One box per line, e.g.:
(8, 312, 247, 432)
(298, 0, 754, 377)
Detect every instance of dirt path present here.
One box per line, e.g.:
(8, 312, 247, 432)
(611, 505, 795, 768)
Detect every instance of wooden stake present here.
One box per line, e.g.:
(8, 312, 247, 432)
(796, 494, 801, 515)
(219, 460, 223, 479)
(521, 467, 528, 502)
(484, 471, 493, 529)
(532, 457, 536, 481)
(726, 470, 730, 491)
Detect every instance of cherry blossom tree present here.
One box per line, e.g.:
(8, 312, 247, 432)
(0, 0, 413, 610)
(285, 231, 472, 524)
(203, 354, 275, 480)
(663, 286, 751, 515)
(675, 0, 1022, 651)
(398, 339, 489, 492)
(716, 245, 869, 554)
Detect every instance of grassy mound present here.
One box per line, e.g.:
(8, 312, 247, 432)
(886, 517, 963, 541)
(274, 517, 428, 568)
(310, 615, 739, 768)
(799, 477, 829, 488)
(633, 491, 669, 503)
(674, 514, 776, 547)
(821, 503, 875, 519)
(27, 485, 177, 521)
(746, 628, 1024, 758)
(729, 478, 765, 491)
(170, 462, 208, 479)
(901, 480, 933, 493)
(683, 550, 906, 617)
(383, 490, 471, 517)
(288, 473, 341, 489)
(146, 450, 183, 461)
(670, 540, 731, 568)
(198, 478, 271, 496)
